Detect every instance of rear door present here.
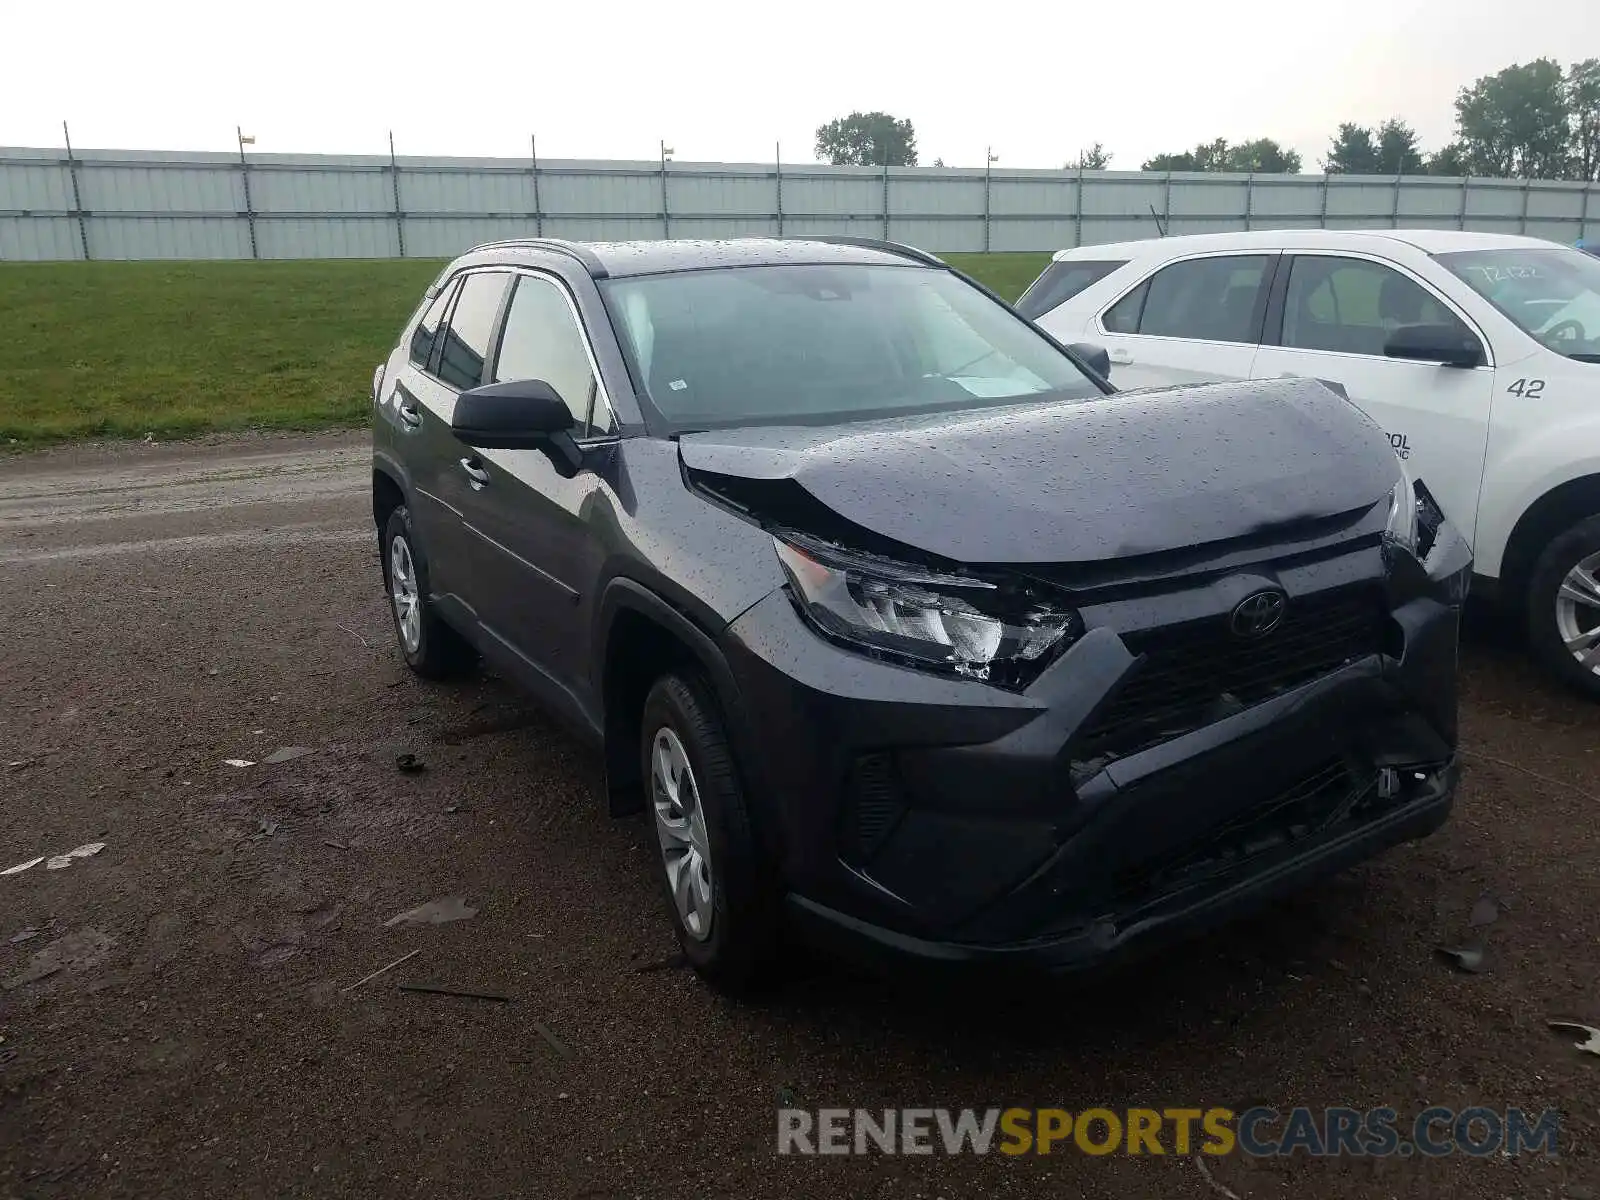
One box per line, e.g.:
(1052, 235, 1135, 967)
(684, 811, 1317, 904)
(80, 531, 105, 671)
(423, 270, 516, 619)
(384, 276, 469, 590)
(1249, 253, 1494, 543)
(1090, 252, 1276, 390)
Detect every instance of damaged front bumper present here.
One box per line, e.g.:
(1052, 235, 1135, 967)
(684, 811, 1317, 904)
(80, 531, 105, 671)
(718, 506, 1473, 976)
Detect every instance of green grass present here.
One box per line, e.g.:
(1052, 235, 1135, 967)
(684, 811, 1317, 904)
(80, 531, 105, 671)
(0, 252, 1052, 447)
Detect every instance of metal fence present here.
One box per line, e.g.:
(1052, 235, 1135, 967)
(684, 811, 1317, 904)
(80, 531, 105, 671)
(3, 144, 1598, 261)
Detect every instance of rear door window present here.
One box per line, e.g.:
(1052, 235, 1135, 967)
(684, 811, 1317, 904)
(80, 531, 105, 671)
(408, 283, 458, 370)
(435, 272, 511, 391)
(1102, 255, 1273, 344)
(1015, 260, 1126, 319)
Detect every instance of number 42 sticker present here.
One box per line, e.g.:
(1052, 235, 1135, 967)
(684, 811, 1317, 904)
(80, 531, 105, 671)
(1507, 379, 1546, 398)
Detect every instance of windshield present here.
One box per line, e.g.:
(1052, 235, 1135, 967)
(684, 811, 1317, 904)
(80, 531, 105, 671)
(1437, 247, 1600, 362)
(601, 263, 1104, 430)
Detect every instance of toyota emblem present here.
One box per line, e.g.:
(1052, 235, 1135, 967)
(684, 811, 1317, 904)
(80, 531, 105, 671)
(1230, 590, 1287, 638)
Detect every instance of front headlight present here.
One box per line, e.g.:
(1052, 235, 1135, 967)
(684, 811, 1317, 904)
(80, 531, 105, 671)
(772, 534, 1081, 686)
(1384, 463, 1418, 554)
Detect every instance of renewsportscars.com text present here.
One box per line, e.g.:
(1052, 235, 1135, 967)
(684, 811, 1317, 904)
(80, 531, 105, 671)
(777, 1106, 1560, 1158)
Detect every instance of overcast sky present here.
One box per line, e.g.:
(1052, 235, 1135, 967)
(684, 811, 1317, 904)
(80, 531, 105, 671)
(3, 0, 1595, 169)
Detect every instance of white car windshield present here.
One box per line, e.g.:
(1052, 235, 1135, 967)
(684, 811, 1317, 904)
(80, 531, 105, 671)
(601, 264, 1104, 430)
(1438, 247, 1600, 362)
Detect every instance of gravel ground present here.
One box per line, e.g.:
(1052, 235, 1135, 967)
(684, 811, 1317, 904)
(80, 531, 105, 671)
(1, 433, 1597, 1200)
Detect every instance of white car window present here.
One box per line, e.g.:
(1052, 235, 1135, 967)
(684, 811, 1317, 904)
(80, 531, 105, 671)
(1102, 255, 1271, 344)
(1281, 256, 1470, 357)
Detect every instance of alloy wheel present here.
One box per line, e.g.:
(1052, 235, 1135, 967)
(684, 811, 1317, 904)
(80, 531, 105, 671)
(389, 535, 422, 654)
(1555, 549, 1600, 675)
(650, 726, 715, 941)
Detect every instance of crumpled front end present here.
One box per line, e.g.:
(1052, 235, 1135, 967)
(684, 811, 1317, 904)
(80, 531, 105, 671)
(719, 483, 1470, 974)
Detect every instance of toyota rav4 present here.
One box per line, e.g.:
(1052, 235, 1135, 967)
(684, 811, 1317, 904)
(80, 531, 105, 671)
(370, 236, 1471, 991)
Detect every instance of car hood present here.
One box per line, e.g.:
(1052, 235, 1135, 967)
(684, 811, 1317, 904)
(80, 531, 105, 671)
(676, 378, 1398, 564)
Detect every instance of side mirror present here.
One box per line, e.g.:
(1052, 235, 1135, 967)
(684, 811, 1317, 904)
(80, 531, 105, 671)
(1383, 324, 1484, 369)
(1067, 341, 1112, 380)
(451, 379, 574, 449)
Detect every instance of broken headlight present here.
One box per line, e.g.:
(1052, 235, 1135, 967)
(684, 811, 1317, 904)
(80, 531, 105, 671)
(772, 534, 1081, 686)
(1383, 463, 1418, 554)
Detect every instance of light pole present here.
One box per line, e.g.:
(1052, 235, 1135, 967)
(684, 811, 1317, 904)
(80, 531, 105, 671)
(237, 125, 259, 259)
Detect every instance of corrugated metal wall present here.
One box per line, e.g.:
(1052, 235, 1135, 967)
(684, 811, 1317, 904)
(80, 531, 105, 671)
(2, 146, 1597, 261)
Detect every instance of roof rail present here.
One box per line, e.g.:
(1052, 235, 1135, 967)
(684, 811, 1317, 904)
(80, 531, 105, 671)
(466, 237, 609, 278)
(796, 235, 946, 268)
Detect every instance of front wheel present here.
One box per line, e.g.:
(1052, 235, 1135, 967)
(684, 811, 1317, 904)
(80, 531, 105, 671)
(1526, 513, 1600, 699)
(640, 671, 780, 992)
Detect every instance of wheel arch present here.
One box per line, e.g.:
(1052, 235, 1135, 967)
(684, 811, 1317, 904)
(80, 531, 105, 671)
(372, 455, 409, 536)
(596, 578, 752, 820)
(1500, 473, 1600, 609)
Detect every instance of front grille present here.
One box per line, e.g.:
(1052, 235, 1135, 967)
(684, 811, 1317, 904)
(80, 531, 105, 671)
(1109, 756, 1368, 907)
(1078, 585, 1388, 761)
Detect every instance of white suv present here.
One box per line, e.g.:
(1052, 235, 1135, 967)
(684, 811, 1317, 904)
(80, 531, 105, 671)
(1020, 229, 1600, 696)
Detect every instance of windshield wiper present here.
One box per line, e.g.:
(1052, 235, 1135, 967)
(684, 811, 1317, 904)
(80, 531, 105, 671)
(1566, 353, 1600, 363)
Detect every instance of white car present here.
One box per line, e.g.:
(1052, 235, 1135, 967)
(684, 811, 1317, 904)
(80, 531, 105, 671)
(1019, 229, 1600, 696)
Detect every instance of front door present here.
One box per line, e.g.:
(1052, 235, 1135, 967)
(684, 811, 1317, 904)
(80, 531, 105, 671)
(1250, 253, 1494, 544)
(454, 271, 619, 705)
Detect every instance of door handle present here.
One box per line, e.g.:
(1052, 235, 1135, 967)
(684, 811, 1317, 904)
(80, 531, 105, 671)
(1109, 349, 1133, 365)
(397, 401, 422, 428)
(460, 457, 491, 488)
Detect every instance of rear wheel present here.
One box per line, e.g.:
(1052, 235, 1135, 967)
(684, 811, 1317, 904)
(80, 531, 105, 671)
(640, 671, 780, 992)
(1526, 513, 1600, 699)
(382, 506, 476, 680)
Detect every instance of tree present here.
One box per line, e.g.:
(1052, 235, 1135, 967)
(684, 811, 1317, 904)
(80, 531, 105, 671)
(932, 156, 946, 168)
(1375, 119, 1425, 175)
(1568, 58, 1600, 180)
(1141, 137, 1298, 173)
(1453, 59, 1570, 178)
(1227, 138, 1302, 173)
(1324, 123, 1380, 173)
(1071, 143, 1112, 170)
(814, 112, 917, 167)
(1426, 142, 1470, 176)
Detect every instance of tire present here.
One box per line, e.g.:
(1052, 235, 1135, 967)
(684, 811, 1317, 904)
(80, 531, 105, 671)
(640, 671, 780, 992)
(1526, 513, 1600, 699)
(381, 505, 477, 680)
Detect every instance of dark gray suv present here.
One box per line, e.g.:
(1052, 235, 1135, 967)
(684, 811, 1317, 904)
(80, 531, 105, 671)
(371, 236, 1472, 992)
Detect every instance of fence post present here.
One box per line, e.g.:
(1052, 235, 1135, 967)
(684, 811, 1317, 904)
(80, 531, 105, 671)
(1320, 171, 1331, 228)
(1391, 172, 1402, 228)
(1244, 173, 1255, 231)
(882, 158, 890, 240)
(1519, 176, 1532, 236)
(774, 142, 783, 237)
(660, 141, 671, 239)
(983, 146, 992, 253)
(1581, 181, 1594, 242)
(1458, 174, 1470, 231)
(62, 120, 90, 261)
(388, 131, 406, 258)
(530, 135, 543, 238)
(1074, 167, 1084, 248)
(1163, 170, 1173, 235)
(236, 125, 258, 259)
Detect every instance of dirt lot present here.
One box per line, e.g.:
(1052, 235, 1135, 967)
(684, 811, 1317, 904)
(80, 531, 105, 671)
(1, 433, 1598, 1200)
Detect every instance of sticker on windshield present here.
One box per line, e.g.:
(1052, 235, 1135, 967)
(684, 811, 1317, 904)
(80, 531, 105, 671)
(668, 380, 688, 391)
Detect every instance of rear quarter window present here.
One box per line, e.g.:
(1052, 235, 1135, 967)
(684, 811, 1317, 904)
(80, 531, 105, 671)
(1015, 260, 1126, 320)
